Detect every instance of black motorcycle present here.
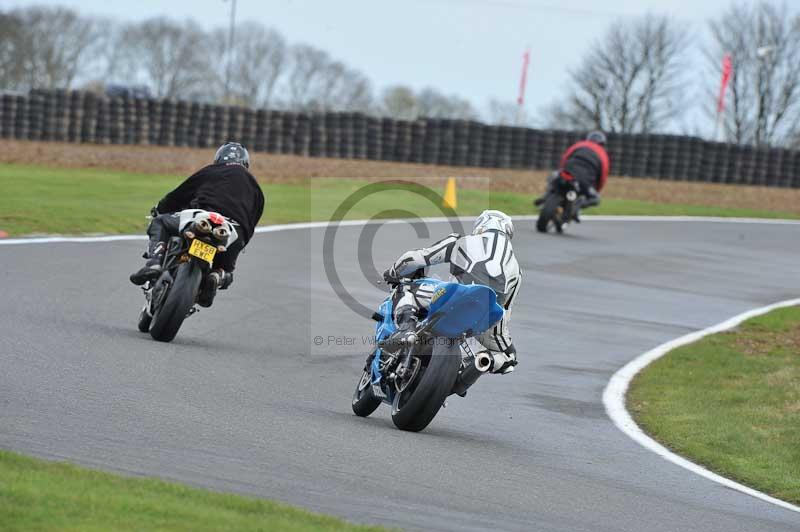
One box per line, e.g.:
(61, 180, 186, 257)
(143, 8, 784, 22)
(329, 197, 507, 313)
(535, 172, 580, 234)
(137, 210, 236, 342)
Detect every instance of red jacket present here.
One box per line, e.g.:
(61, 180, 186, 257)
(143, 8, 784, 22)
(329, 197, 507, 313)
(559, 140, 610, 191)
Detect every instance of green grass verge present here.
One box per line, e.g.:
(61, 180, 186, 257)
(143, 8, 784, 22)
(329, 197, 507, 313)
(629, 305, 800, 505)
(0, 450, 387, 532)
(1, 163, 797, 236)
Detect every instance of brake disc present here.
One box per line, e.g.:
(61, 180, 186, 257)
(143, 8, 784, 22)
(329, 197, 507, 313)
(394, 357, 421, 393)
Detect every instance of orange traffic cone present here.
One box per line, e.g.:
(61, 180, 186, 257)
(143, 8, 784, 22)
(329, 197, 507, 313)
(443, 177, 457, 210)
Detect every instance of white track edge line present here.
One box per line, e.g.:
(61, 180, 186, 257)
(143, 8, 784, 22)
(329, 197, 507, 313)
(603, 298, 800, 515)
(1, 215, 799, 245)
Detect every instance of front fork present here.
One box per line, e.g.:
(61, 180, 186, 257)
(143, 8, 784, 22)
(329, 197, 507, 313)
(143, 270, 173, 317)
(397, 346, 415, 377)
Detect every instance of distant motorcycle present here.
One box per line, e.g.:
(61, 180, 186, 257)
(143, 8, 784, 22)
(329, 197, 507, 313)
(536, 171, 580, 234)
(351, 276, 504, 432)
(137, 209, 237, 342)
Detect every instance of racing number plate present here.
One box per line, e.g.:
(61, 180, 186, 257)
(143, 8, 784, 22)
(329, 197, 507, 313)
(188, 239, 217, 264)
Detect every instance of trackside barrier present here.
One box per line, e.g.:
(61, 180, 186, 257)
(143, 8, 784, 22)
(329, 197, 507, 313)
(1, 89, 799, 187)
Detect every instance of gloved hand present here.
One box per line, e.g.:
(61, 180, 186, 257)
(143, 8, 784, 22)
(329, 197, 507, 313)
(149, 206, 159, 218)
(382, 266, 400, 285)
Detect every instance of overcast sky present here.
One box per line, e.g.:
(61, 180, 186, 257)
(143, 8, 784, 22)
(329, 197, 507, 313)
(6, 0, 794, 133)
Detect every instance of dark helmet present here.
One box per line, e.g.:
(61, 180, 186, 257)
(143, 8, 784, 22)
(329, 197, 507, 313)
(586, 131, 607, 145)
(214, 142, 250, 168)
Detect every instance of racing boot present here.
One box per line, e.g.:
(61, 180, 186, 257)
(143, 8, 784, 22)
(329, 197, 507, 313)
(129, 240, 166, 285)
(197, 272, 219, 308)
(581, 187, 601, 209)
(573, 188, 600, 223)
(197, 269, 233, 307)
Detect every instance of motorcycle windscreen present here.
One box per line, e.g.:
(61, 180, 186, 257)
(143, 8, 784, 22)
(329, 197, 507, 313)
(425, 283, 504, 338)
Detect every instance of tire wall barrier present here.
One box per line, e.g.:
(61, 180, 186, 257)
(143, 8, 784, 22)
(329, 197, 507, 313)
(3, 89, 799, 187)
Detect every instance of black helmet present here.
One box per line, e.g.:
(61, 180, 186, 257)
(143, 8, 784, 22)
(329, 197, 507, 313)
(586, 131, 607, 145)
(214, 142, 250, 168)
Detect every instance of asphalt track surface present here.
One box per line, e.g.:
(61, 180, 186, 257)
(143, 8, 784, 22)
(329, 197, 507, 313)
(1, 219, 799, 532)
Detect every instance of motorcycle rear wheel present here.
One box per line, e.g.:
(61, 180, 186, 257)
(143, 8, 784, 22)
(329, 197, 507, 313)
(390, 339, 461, 432)
(149, 261, 203, 343)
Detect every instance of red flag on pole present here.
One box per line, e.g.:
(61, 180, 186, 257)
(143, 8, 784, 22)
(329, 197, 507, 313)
(717, 54, 733, 114)
(517, 49, 531, 106)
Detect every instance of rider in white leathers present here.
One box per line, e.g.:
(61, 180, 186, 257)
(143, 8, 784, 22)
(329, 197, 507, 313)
(383, 210, 521, 375)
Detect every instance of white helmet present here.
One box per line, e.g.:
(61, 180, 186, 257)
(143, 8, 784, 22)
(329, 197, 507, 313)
(473, 210, 514, 239)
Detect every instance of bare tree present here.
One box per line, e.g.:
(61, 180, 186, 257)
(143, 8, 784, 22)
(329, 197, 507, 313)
(378, 85, 476, 120)
(335, 67, 373, 112)
(215, 23, 286, 107)
(85, 19, 130, 86)
(416, 87, 477, 119)
(1, 6, 102, 90)
(282, 44, 332, 110)
(545, 14, 688, 133)
(1, 5, 490, 124)
(118, 18, 215, 99)
(279, 44, 373, 112)
(707, 2, 800, 146)
(380, 85, 418, 120)
(0, 11, 26, 90)
(313, 59, 373, 112)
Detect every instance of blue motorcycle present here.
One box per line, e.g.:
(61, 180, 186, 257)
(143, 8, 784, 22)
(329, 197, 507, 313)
(352, 276, 505, 432)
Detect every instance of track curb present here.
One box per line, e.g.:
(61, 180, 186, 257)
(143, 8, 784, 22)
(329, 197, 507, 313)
(603, 299, 800, 515)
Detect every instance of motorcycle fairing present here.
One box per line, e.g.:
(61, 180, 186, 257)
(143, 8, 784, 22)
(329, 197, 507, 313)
(419, 278, 504, 338)
(371, 297, 396, 385)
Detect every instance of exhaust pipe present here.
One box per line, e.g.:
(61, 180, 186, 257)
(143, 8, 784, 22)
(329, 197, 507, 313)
(475, 351, 495, 373)
(451, 363, 482, 397)
(474, 351, 511, 374)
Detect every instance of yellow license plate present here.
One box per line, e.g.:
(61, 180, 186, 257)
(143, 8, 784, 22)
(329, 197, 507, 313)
(188, 239, 217, 264)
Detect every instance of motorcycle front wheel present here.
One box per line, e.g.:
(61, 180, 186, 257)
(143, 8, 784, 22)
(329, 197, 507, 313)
(536, 193, 561, 233)
(536, 194, 562, 233)
(137, 305, 152, 332)
(352, 366, 382, 417)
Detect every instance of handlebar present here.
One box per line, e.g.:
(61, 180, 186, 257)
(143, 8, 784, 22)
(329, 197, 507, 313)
(379, 276, 416, 289)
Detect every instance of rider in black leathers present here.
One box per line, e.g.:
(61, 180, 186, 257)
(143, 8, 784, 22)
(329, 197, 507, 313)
(130, 142, 265, 306)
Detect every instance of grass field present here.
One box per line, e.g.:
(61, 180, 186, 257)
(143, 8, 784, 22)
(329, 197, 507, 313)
(1, 164, 797, 236)
(0, 450, 387, 532)
(628, 306, 800, 505)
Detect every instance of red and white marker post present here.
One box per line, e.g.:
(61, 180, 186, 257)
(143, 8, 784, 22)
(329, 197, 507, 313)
(516, 48, 531, 126)
(714, 54, 733, 141)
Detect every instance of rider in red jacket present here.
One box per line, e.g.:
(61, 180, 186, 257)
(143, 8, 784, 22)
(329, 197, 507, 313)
(535, 131, 610, 218)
